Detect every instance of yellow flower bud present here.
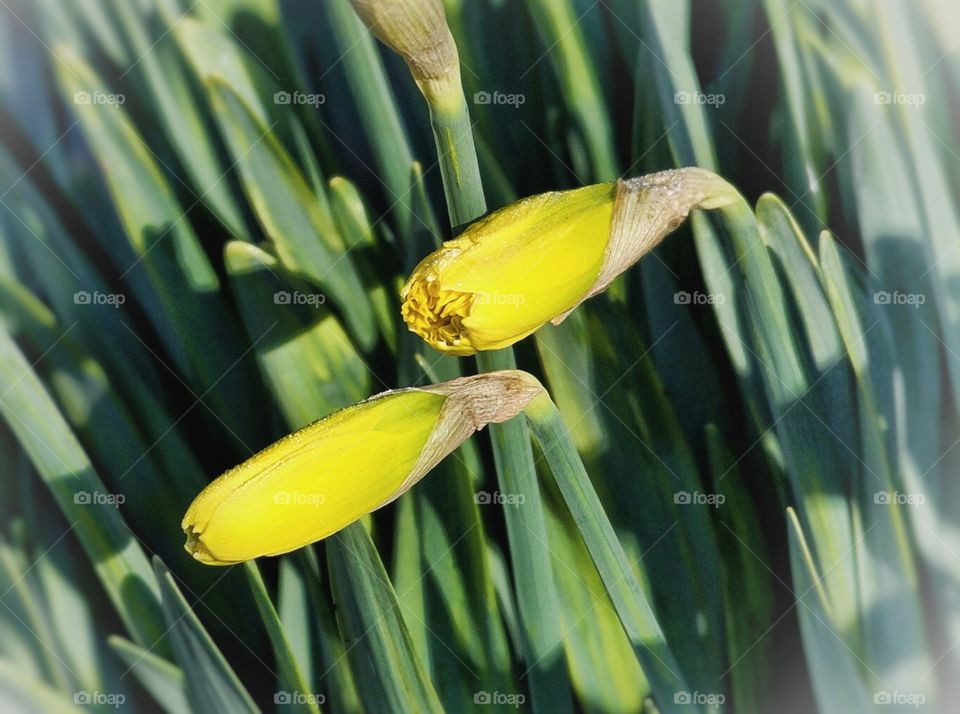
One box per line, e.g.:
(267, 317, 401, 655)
(400, 167, 739, 354)
(182, 371, 541, 565)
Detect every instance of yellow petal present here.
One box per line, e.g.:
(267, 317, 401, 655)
(181, 371, 542, 565)
(182, 391, 444, 565)
(400, 183, 615, 354)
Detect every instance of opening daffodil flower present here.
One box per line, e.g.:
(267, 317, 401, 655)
(182, 371, 541, 565)
(401, 167, 740, 354)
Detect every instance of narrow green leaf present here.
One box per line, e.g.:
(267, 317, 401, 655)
(401, 348, 514, 707)
(525, 0, 617, 180)
(328, 177, 375, 248)
(244, 563, 321, 713)
(543, 493, 649, 713)
(208, 80, 377, 349)
(0, 660, 81, 714)
(224, 240, 370, 428)
(34, 537, 113, 698)
(0, 535, 73, 693)
(636, 257, 726, 444)
(762, 0, 829, 231)
(414, 459, 515, 707)
(323, 0, 420, 239)
(153, 558, 258, 714)
(52, 49, 263, 448)
(389, 495, 431, 671)
(327, 177, 398, 352)
(875, 0, 960, 409)
(524, 390, 689, 712)
(707, 197, 860, 639)
(534, 315, 606, 459)
(0, 148, 166, 398)
(276, 559, 314, 687)
(0, 279, 257, 642)
(541, 301, 727, 695)
(172, 17, 271, 124)
(841, 83, 960, 673)
(706, 424, 774, 714)
(282, 553, 362, 714)
(109, 637, 190, 714)
(785, 509, 872, 714)
(327, 524, 444, 714)
(111, 2, 247, 238)
(819, 232, 932, 699)
(0, 330, 167, 651)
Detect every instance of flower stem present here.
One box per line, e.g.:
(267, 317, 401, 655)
(427, 90, 487, 228)
(524, 389, 689, 706)
(424, 47, 572, 714)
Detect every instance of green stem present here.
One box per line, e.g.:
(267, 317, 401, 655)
(475, 349, 572, 713)
(524, 389, 689, 709)
(418, 24, 572, 713)
(428, 93, 487, 228)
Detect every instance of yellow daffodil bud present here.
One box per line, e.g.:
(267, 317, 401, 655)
(182, 371, 541, 565)
(400, 167, 739, 354)
(348, 0, 460, 107)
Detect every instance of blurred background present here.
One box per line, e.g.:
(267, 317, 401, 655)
(0, 0, 959, 712)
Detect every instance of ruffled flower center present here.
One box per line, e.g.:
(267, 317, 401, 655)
(401, 276, 476, 354)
